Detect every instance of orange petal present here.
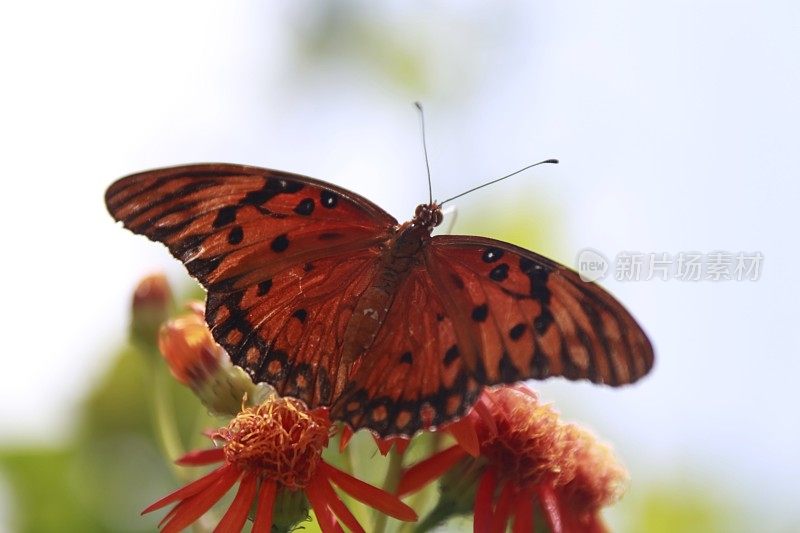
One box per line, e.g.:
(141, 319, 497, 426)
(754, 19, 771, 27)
(474, 468, 497, 533)
(319, 462, 417, 522)
(538, 484, 564, 533)
(142, 464, 231, 514)
(311, 473, 365, 533)
(512, 488, 534, 533)
(160, 466, 242, 533)
(252, 479, 277, 533)
(175, 447, 225, 466)
(475, 395, 498, 435)
(313, 495, 344, 533)
(490, 481, 515, 533)
(397, 445, 467, 497)
(446, 414, 480, 457)
(214, 471, 258, 532)
(338, 425, 354, 453)
(305, 474, 356, 533)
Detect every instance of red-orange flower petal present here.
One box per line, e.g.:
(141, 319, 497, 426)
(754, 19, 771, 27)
(316, 473, 365, 533)
(175, 447, 225, 466)
(252, 479, 277, 533)
(142, 464, 230, 514)
(539, 483, 564, 533)
(512, 488, 534, 533)
(397, 444, 468, 497)
(446, 413, 480, 457)
(338, 425, 354, 453)
(474, 467, 497, 533)
(160, 465, 241, 533)
(320, 462, 417, 522)
(491, 481, 515, 533)
(214, 471, 257, 532)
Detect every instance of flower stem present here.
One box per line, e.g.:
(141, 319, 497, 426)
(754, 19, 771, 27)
(398, 432, 446, 533)
(373, 448, 404, 533)
(149, 357, 187, 479)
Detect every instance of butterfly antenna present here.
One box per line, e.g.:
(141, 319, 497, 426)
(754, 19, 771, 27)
(415, 102, 434, 204)
(440, 159, 559, 205)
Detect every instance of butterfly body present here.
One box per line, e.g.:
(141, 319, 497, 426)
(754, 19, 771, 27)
(106, 163, 654, 437)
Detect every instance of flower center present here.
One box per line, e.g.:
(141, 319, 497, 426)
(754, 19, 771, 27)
(478, 388, 570, 487)
(215, 397, 331, 489)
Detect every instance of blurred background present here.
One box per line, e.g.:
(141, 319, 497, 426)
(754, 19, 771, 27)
(1, 1, 798, 531)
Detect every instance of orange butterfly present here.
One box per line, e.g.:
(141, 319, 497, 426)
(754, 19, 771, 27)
(106, 163, 653, 436)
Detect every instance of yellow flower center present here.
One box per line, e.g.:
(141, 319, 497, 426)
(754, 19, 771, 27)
(215, 397, 331, 490)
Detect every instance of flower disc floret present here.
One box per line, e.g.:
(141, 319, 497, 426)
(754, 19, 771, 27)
(214, 398, 331, 489)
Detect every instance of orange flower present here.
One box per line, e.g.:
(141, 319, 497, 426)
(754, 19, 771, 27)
(398, 386, 627, 533)
(143, 396, 417, 532)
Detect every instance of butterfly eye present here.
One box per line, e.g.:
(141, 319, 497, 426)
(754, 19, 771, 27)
(415, 204, 425, 217)
(434, 210, 443, 227)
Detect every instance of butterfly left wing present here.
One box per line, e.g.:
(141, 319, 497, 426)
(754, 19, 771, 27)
(106, 164, 400, 407)
(424, 235, 654, 388)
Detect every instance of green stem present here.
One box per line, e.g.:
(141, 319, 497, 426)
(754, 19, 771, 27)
(149, 357, 187, 479)
(398, 432, 445, 533)
(338, 432, 369, 527)
(374, 448, 404, 533)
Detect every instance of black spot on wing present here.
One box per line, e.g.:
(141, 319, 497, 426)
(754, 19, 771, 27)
(213, 205, 238, 228)
(509, 322, 527, 340)
(520, 257, 551, 304)
(321, 190, 338, 208)
(271, 233, 290, 253)
(227, 226, 244, 245)
(257, 279, 272, 296)
(293, 198, 315, 216)
(471, 303, 488, 322)
(482, 247, 504, 263)
(291, 308, 308, 322)
(186, 255, 223, 279)
(489, 263, 509, 282)
(443, 345, 460, 367)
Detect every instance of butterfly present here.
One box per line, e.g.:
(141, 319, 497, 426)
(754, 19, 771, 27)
(106, 163, 654, 437)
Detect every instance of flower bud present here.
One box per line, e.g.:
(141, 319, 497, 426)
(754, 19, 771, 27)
(158, 309, 271, 415)
(130, 273, 172, 347)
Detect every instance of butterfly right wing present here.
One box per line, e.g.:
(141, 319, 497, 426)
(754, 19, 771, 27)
(425, 235, 654, 387)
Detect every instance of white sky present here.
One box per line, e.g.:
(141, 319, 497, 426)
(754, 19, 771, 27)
(1, 0, 798, 528)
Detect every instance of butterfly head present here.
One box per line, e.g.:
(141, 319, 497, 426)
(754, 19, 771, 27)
(413, 203, 444, 231)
